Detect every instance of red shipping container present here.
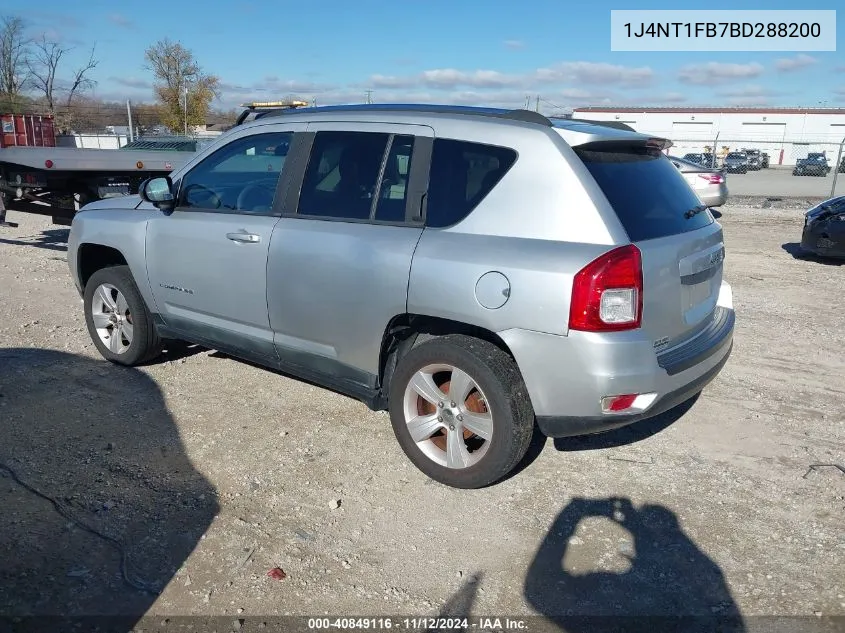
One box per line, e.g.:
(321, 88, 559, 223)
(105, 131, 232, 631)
(0, 113, 56, 148)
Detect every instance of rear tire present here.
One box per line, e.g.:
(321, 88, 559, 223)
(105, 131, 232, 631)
(83, 265, 162, 366)
(388, 334, 534, 489)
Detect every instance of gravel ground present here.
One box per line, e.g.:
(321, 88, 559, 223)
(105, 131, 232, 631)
(0, 206, 843, 631)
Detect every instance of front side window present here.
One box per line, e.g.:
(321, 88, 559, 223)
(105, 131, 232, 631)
(297, 131, 390, 220)
(178, 132, 292, 214)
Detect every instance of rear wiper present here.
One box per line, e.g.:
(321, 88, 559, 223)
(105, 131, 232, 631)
(684, 205, 709, 219)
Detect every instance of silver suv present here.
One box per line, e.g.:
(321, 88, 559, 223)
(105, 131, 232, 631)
(67, 104, 735, 489)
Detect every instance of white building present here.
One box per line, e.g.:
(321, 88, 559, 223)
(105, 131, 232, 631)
(571, 107, 845, 166)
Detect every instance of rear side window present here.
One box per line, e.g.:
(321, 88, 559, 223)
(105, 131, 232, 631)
(576, 145, 714, 242)
(426, 139, 517, 228)
(297, 131, 390, 220)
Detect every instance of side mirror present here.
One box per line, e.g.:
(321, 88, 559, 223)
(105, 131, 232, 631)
(139, 176, 175, 211)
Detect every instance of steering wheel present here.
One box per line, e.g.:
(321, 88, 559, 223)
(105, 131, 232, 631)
(236, 183, 276, 212)
(182, 183, 222, 209)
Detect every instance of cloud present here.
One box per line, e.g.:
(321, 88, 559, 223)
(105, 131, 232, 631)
(775, 54, 817, 72)
(211, 60, 659, 113)
(535, 61, 653, 86)
(654, 92, 688, 104)
(93, 90, 155, 104)
(365, 61, 653, 91)
(717, 85, 784, 98)
(108, 14, 134, 29)
(677, 62, 764, 85)
(213, 82, 615, 114)
(725, 96, 772, 106)
(109, 77, 153, 90)
(833, 86, 845, 96)
(215, 78, 342, 109)
(503, 40, 525, 50)
(26, 11, 81, 30)
(366, 69, 517, 90)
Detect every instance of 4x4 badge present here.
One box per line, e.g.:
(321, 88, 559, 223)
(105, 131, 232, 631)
(709, 249, 725, 266)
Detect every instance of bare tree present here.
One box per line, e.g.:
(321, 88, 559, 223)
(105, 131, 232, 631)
(0, 15, 30, 111)
(145, 38, 219, 133)
(65, 45, 98, 107)
(27, 34, 65, 111)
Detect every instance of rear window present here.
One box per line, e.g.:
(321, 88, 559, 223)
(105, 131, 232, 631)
(727, 152, 745, 159)
(576, 145, 714, 242)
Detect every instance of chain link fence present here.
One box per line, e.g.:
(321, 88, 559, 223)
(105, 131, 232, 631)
(669, 134, 845, 199)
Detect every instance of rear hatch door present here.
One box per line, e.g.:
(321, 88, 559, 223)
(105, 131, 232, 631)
(575, 142, 725, 346)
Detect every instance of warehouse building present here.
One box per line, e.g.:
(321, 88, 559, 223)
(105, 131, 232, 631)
(572, 106, 845, 167)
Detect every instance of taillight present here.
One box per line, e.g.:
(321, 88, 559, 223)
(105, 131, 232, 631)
(569, 245, 643, 332)
(699, 173, 724, 184)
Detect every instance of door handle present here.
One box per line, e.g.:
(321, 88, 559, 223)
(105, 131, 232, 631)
(226, 232, 261, 244)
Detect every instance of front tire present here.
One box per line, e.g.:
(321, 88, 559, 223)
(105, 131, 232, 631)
(388, 334, 534, 489)
(83, 265, 162, 366)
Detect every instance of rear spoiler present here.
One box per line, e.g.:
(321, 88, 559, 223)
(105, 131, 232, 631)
(570, 137, 673, 152)
(568, 118, 637, 132)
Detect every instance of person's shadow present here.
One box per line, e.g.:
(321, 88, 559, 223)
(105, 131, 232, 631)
(0, 348, 219, 629)
(524, 497, 745, 633)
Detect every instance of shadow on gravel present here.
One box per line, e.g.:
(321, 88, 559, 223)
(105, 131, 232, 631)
(425, 573, 483, 632)
(0, 348, 219, 630)
(552, 395, 698, 453)
(710, 209, 722, 219)
(524, 497, 745, 633)
(0, 228, 69, 252)
(781, 242, 845, 266)
(157, 340, 208, 364)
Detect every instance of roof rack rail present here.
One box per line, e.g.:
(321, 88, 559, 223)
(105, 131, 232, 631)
(251, 103, 554, 127)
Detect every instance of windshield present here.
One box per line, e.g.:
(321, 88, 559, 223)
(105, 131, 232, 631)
(727, 153, 746, 159)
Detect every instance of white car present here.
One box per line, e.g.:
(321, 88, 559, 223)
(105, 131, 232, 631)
(670, 155, 729, 207)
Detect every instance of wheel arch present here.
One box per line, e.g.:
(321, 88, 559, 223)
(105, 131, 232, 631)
(378, 313, 516, 404)
(76, 243, 130, 290)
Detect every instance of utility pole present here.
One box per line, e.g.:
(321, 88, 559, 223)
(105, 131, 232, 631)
(183, 80, 189, 136)
(535, 95, 540, 112)
(830, 136, 845, 199)
(126, 99, 134, 142)
(524, 95, 531, 109)
(365, 90, 373, 104)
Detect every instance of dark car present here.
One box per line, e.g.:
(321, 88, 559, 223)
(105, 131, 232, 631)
(800, 196, 845, 258)
(793, 153, 831, 177)
(838, 156, 845, 173)
(742, 149, 763, 171)
(761, 152, 770, 168)
(724, 152, 749, 173)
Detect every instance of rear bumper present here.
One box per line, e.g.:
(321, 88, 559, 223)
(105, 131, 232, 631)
(699, 183, 729, 208)
(536, 342, 732, 437)
(499, 282, 735, 438)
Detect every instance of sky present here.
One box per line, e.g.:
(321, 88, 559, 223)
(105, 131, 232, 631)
(15, 0, 845, 115)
